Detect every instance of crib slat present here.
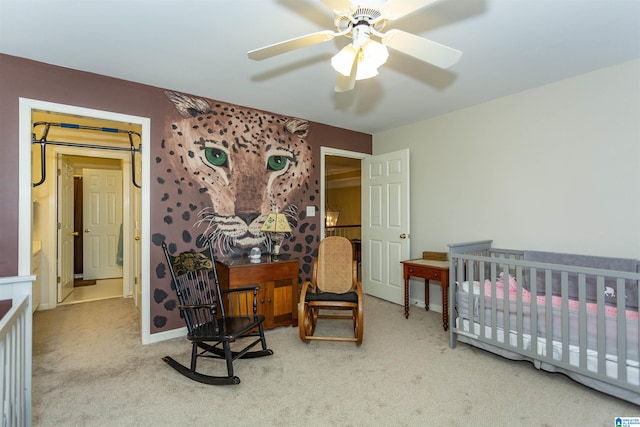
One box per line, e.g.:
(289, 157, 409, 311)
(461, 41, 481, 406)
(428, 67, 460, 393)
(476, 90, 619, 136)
(560, 271, 570, 364)
(596, 277, 606, 375)
(545, 270, 553, 361)
(515, 265, 524, 351)
(637, 279, 640, 382)
(578, 274, 588, 370)
(489, 263, 497, 342)
(530, 267, 538, 356)
(617, 277, 627, 382)
(466, 259, 475, 337)
(501, 263, 510, 346)
(479, 261, 486, 339)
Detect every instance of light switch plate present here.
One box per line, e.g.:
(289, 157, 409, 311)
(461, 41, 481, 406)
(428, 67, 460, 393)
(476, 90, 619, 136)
(306, 206, 315, 217)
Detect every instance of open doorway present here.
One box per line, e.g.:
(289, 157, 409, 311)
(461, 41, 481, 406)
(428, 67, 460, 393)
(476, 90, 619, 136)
(62, 155, 125, 305)
(19, 98, 153, 344)
(321, 147, 369, 280)
(31, 111, 139, 308)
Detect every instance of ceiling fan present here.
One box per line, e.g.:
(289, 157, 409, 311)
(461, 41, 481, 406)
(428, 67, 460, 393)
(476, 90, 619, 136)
(247, 0, 462, 92)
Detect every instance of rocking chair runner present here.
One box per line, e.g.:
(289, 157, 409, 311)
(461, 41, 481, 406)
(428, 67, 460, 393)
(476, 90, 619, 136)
(299, 236, 364, 345)
(161, 239, 273, 385)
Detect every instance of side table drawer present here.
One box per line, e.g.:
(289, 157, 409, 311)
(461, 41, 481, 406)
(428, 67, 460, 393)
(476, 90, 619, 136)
(407, 266, 442, 281)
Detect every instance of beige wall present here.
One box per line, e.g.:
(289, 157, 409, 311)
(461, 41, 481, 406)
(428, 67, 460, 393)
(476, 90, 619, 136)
(374, 59, 640, 308)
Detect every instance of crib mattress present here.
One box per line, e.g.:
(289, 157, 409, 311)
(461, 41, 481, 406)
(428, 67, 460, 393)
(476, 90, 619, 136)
(456, 281, 639, 366)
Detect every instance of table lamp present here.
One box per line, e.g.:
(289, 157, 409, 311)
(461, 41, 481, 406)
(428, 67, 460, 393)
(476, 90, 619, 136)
(260, 211, 291, 257)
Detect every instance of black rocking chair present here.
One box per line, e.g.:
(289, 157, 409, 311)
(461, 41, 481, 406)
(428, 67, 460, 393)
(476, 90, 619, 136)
(161, 239, 273, 385)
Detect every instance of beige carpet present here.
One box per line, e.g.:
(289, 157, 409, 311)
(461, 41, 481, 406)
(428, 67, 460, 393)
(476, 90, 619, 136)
(32, 296, 637, 426)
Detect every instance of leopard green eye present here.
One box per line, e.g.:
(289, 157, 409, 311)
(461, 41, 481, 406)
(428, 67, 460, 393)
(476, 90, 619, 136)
(267, 155, 288, 172)
(204, 148, 227, 167)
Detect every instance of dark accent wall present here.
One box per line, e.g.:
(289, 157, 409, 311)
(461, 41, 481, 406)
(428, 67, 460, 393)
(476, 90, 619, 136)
(0, 53, 372, 334)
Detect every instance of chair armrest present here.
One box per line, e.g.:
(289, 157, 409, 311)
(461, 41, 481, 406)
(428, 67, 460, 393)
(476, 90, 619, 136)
(354, 280, 364, 299)
(299, 280, 316, 304)
(354, 280, 364, 318)
(298, 280, 313, 327)
(352, 260, 359, 286)
(178, 303, 216, 311)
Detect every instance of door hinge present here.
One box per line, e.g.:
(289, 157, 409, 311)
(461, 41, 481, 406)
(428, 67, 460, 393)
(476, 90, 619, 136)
(57, 222, 62, 230)
(57, 276, 61, 284)
(57, 168, 61, 176)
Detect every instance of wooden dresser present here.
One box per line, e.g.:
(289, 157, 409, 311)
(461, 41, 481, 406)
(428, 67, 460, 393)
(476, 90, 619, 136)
(215, 256, 299, 329)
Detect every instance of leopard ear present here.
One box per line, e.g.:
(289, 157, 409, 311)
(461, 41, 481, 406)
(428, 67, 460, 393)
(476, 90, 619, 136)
(164, 91, 211, 118)
(284, 118, 309, 139)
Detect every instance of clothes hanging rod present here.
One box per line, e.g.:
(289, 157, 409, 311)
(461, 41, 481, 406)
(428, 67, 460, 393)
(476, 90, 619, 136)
(32, 121, 142, 188)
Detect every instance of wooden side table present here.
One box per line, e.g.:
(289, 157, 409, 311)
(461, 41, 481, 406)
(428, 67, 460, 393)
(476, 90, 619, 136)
(401, 258, 450, 331)
(215, 256, 299, 330)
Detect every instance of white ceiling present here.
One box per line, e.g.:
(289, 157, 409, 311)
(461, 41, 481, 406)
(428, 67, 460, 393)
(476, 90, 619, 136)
(1, 0, 639, 134)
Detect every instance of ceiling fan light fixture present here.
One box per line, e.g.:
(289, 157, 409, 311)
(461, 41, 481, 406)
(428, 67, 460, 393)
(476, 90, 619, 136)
(331, 40, 388, 81)
(359, 39, 388, 77)
(331, 44, 357, 77)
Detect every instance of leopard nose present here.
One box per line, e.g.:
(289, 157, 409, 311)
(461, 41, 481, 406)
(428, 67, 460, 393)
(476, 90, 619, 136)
(237, 212, 260, 226)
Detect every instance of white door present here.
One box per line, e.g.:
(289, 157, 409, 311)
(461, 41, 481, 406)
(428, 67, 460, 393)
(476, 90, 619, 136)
(83, 168, 123, 280)
(362, 149, 410, 304)
(57, 155, 75, 302)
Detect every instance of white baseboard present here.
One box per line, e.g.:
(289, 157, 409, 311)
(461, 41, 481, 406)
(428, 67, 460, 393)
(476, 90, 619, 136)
(144, 326, 187, 344)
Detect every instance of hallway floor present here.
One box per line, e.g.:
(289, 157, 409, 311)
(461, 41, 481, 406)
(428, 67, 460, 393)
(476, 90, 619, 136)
(59, 278, 123, 305)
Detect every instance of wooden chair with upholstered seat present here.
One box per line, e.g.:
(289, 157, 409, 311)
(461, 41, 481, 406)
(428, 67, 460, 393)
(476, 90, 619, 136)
(298, 236, 364, 345)
(161, 238, 273, 385)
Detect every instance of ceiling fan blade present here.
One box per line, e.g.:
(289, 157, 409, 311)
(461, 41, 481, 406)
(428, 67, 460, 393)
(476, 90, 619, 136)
(382, 29, 462, 69)
(335, 53, 358, 92)
(248, 30, 337, 61)
(384, 0, 442, 20)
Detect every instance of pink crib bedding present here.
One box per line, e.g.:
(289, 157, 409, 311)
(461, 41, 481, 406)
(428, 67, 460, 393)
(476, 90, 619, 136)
(480, 273, 638, 321)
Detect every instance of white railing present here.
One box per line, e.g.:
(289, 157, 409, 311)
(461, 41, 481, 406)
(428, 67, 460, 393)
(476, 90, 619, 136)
(0, 276, 34, 427)
(325, 225, 361, 241)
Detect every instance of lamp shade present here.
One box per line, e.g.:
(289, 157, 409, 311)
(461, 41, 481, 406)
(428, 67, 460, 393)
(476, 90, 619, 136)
(331, 40, 389, 81)
(260, 212, 292, 233)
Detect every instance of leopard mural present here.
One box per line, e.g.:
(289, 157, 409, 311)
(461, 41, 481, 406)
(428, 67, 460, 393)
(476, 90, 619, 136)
(151, 90, 318, 330)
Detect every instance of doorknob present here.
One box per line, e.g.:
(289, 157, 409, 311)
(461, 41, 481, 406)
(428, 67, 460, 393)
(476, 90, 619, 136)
(84, 228, 90, 233)
(400, 233, 409, 239)
(134, 236, 141, 241)
(70, 231, 79, 236)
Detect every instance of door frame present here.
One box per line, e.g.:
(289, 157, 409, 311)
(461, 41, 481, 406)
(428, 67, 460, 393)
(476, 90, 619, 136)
(18, 98, 154, 344)
(320, 147, 369, 240)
